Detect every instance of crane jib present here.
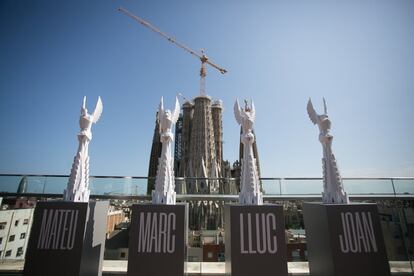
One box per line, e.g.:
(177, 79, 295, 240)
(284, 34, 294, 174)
(118, 6, 227, 76)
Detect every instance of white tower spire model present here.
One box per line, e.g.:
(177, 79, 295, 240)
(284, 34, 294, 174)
(152, 97, 180, 204)
(307, 98, 349, 204)
(63, 96, 103, 202)
(234, 99, 263, 205)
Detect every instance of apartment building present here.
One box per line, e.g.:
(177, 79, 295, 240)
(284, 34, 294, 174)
(0, 208, 34, 259)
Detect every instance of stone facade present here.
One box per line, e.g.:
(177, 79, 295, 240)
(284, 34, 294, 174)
(188, 96, 218, 193)
(173, 96, 224, 195)
(147, 113, 162, 194)
(212, 100, 223, 170)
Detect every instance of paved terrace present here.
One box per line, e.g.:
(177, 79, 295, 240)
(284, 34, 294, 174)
(0, 260, 413, 275)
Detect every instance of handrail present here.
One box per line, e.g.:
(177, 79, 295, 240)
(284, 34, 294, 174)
(0, 173, 413, 180)
(0, 192, 412, 201)
(1, 174, 413, 200)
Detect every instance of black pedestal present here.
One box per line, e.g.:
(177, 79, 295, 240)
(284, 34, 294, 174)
(303, 202, 391, 276)
(224, 204, 288, 276)
(23, 200, 109, 276)
(127, 203, 188, 276)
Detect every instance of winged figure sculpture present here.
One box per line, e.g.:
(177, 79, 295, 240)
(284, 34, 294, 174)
(307, 97, 349, 204)
(153, 96, 180, 205)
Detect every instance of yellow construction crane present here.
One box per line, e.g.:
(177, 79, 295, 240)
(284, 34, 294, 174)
(118, 7, 227, 96)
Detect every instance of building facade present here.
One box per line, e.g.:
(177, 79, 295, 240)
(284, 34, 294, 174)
(0, 208, 34, 260)
(147, 113, 162, 194)
(107, 209, 125, 237)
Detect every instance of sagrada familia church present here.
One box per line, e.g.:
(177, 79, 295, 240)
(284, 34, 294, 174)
(147, 94, 261, 230)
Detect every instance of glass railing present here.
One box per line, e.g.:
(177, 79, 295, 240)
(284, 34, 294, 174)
(1, 174, 413, 198)
(393, 178, 414, 195)
(0, 175, 149, 196)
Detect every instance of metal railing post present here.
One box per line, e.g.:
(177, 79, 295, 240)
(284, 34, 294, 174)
(279, 178, 283, 195)
(391, 178, 397, 196)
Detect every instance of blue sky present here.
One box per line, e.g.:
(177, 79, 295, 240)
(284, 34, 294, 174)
(0, 0, 413, 177)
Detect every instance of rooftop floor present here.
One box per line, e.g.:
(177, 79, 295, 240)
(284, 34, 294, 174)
(0, 260, 412, 275)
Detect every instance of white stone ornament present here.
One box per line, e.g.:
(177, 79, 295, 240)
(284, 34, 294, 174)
(152, 96, 180, 204)
(307, 98, 349, 204)
(64, 96, 103, 202)
(234, 99, 263, 205)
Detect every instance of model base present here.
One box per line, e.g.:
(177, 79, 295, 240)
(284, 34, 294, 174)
(303, 202, 390, 276)
(23, 200, 109, 276)
(128, 203, 188, 276)
(224, 204, 288, 276)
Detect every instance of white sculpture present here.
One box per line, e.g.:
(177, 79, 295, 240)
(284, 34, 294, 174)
(234, 99, 263, 205)
(307, 98, 349, 204)
(152, 97, 180, 204)
(64, 96, 103, 202)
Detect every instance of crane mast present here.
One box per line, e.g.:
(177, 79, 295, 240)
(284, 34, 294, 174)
(118, 7, 227, 96)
